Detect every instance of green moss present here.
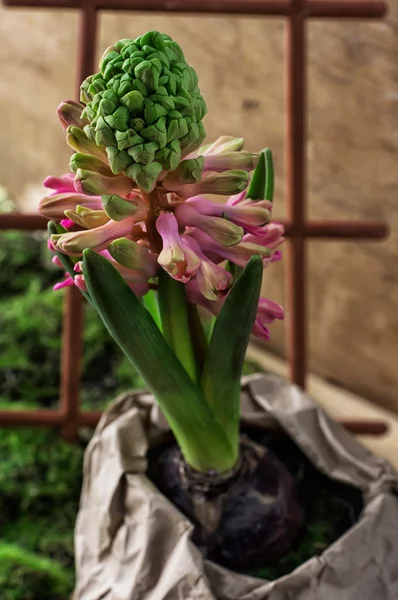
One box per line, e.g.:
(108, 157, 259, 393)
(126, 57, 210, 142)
(0, 243, 144, 410)
(0, 412, 83, 562)
(1, 516, 75, 569)
(0, 543, 72, 600)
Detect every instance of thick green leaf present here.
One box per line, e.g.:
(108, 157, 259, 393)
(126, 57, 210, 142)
(186, 303, 208, 376)
(201, 256, 263, 458)
(200, 310, 216, 343)
(157, 268, 197, 382)
(142, 289, 162, 331)
(226, 259, 243, 282)
(83, 249, 235, 472)
(247, 148, 274, 202)
(47, 221, 91, 304)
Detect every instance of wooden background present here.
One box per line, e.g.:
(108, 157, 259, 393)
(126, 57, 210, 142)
(0, 3, 397, 411)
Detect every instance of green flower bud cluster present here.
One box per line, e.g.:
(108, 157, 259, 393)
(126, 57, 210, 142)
(80, 31, 207, 193)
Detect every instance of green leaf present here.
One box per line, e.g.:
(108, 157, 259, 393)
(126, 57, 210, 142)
(226, 259, 243, 283)
(247, 147, 274, 202)
(187, 303, 208, 376)
(201, 256, 263, 458)
(142, 288, 162, 331)
(47, 221, 91, 304)
(158, 269, 197, 382)
(83, 249, 235, 472)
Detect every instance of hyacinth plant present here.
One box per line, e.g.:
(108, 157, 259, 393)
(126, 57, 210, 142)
(39, 31, 284, 475)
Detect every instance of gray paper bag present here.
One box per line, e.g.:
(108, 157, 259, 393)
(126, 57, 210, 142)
(74, 373, 398, 600)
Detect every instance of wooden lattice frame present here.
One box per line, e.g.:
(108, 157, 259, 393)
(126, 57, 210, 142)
(0, 0, 389, 440)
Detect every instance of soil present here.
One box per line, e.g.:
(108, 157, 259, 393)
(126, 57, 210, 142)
(148, 425, 363, 581)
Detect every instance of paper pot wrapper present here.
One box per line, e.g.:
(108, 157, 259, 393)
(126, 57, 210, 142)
(74, 373, 398, 600)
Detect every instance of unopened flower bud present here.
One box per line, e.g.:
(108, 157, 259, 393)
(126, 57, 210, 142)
(74, 169, 133, 197)
(187, 197, 271, 230)
(66, 126, 108, 161)
(79, 32, 207, 191)
(198, 135, 244, 156)
(176, 170, 249, 198)
(51, 218, 134, 255)
(174, 202, 243, 247)
(39, 193, 102, 219)
(162, 157, 204, 191)
(64, 206, 110, 229)
(180, 121, 206, 158)
(107, 237, 157, 276)
(70, 153, 113, 176)
(44, 173, 76, 194)
(190, 228, 272, 268)
(57, 100, 88, 131)
(202, 152, 259, 173)
(105, 146, 133, 175)
(125, 162, 163, 193)
(101, 193, 147, 222)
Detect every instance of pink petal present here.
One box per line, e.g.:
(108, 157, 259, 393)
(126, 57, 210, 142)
(74, 274, 88, 292)
(60, 218, 75, 230)
(252, 321, 271, 341)
(44, 173, 76, 195)
(53, 275, 74, 291)
(156, 213, 201, 282)
(51, 255, 63, 267)
(184, 236, 232, 301)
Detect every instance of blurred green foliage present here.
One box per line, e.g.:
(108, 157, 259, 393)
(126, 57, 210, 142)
(0, 543, 73, 600)
(0, 412, 83, 598)
(0, 229, 144, 409)
(0, 542, 73, 600)
(0, 192, 142, 598)
(0, 191, 270, 598)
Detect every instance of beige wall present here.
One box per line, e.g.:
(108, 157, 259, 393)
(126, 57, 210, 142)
(1, 5, 397, 411)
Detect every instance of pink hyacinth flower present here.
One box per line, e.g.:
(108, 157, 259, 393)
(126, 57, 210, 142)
(51, 218, 135, 255)
(74, 274, 88, 292)
(189, 228, 277, 269)
(156, 212, 201, 283)
(44, 173, 76, 195)
(53, 274, 74, 291)
(227, 190, 247, 206)
(51, 255, 63, 267)
(243, 222, 285, 249)
(184, 236, 232, 301)
(185, 279, 223, 315)
(60, 218, 75, 230)
(252, 298, 284, 341)
(186, 197, 271, 232)
(174, 202, 243, 247)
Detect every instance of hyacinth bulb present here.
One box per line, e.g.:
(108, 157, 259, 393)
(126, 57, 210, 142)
(79, 31, 207, 192)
